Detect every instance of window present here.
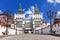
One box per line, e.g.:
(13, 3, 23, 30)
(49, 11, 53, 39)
(16, 21, 23, 27)
(25, 22, 31, 28)
(35, 21, 41, 27)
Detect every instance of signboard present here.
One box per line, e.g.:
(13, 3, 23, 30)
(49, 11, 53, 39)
(11, 24, 14, 28)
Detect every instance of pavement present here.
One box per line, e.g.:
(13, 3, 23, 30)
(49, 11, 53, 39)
(0, 34, 60, 40)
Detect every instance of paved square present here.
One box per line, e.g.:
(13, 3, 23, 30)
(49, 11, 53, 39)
(0, 34, 60, 40)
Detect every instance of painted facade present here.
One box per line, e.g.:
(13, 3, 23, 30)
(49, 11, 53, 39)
(34, 12, 60, 35)
(14, 4, 48, 34)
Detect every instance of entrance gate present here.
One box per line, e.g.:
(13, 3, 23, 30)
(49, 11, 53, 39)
(24, 21, 33, 34)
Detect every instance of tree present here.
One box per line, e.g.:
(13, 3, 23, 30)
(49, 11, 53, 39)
(47, 10, 56, 34)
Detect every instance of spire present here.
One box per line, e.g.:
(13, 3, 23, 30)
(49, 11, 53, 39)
(55, 12, 58, 19)
(18, 3, 22, 14)
(10, 11, 13, 17)
(34, 4, 39, 14)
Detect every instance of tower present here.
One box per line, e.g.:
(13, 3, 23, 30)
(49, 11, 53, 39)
(55, 12, 58, 19)
(18, 4, 22, 14)
(34, 4, 39, 14)
(10, 11, 13, 17)
(54, 12, 60, 24)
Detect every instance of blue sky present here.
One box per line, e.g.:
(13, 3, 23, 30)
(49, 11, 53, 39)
(0, 0, 60, 23)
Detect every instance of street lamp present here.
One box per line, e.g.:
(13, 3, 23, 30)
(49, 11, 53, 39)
(0, 19, 1, 25)
(4, 10, 11, 35)
(47, 10, 56, 34)
(30, 18, 34, 34)
(14, 19, 17, 35)
(5, 14, 8, 35)
(41, 23, 43, 34)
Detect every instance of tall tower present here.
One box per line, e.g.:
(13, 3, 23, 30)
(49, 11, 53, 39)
(10, 11, 13, 17)
(34, 4, 39, 14)
(18, 4, 22, 14)
(54, 12, 60, 24)
(55, 12, 58, 19)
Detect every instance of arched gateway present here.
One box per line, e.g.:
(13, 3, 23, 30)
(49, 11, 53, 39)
(14, 4, 43, 34)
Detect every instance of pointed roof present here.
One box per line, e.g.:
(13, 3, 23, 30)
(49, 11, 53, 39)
(34, 4, 39, 14)
(55, 12, 58, 19)
(10, 11, 13, 17)
(18, 3, 22, 14)
(54, 12, 60, 24)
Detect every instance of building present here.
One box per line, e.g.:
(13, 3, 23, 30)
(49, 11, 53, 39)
(0, 13, 7, 26)
(0, 11, 14, 27)
(31, 4, 43, 33)
(0, 11, 14, 35)
(14, 4, 44, 34)
(34, 12, 60, 35)
(14, 4, 25, 34)
(52, 12, 60, 34)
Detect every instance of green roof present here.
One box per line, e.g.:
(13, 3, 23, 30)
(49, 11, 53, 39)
(18, 4, 22, 14)
(34, 4, 39, 14)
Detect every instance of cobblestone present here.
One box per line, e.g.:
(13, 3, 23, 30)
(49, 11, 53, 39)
(0, 34, 60, 40)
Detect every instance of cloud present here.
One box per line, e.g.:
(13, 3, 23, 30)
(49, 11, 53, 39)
(57, 11, 60, 15)
(55, 0, 60, 3)
(0, 10, 3, 13)
(30, 6, 35, 13)
(56, 11, 60, 18)
(25, 8, 32, 14)
(26, 15, 32, 19)
(47, 0, 54, 3)
(23, 9, 25, 11)
(47, 0, 60, 4)
(24, 6, 35, 19)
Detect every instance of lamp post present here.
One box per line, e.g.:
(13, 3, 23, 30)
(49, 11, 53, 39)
(31, 22, 34, 34)
(4, 10, 11, 35)
(47, 10, 56, 34)
(5, 14, 8, 35)
(0, 20, 1, 25)
(41, 24, 43, 34)
(14, 19, 17, 35)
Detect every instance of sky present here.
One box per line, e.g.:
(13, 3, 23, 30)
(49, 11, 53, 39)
(0, 0, 60, 23)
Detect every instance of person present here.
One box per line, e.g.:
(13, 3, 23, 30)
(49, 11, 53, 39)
(53, 30, 56, 34)
(2, 32, 5, 35)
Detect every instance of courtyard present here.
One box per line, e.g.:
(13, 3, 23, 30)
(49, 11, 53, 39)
(0, 34, 60, 40)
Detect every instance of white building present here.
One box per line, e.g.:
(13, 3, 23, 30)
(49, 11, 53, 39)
(2, 5, 60, 35)
(14, 4, 44, 34)
(14, 14, 25, 29)
(14, 4, 25, 34)
(34, 12, 60, 35)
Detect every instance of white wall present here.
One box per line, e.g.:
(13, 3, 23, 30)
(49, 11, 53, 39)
(14, 14, 25, 19)
(0, 25, 24, 35)
(32, 14, 43, 19)
(52, 24, 60, 34)
(35, 23, 60, 35)
(43, 27, 50, 34)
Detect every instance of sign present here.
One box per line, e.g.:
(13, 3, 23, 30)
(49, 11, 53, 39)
(11, 24, 14, 28)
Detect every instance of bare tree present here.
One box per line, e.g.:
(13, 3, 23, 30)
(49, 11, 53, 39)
(47, 10, 56, 34)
